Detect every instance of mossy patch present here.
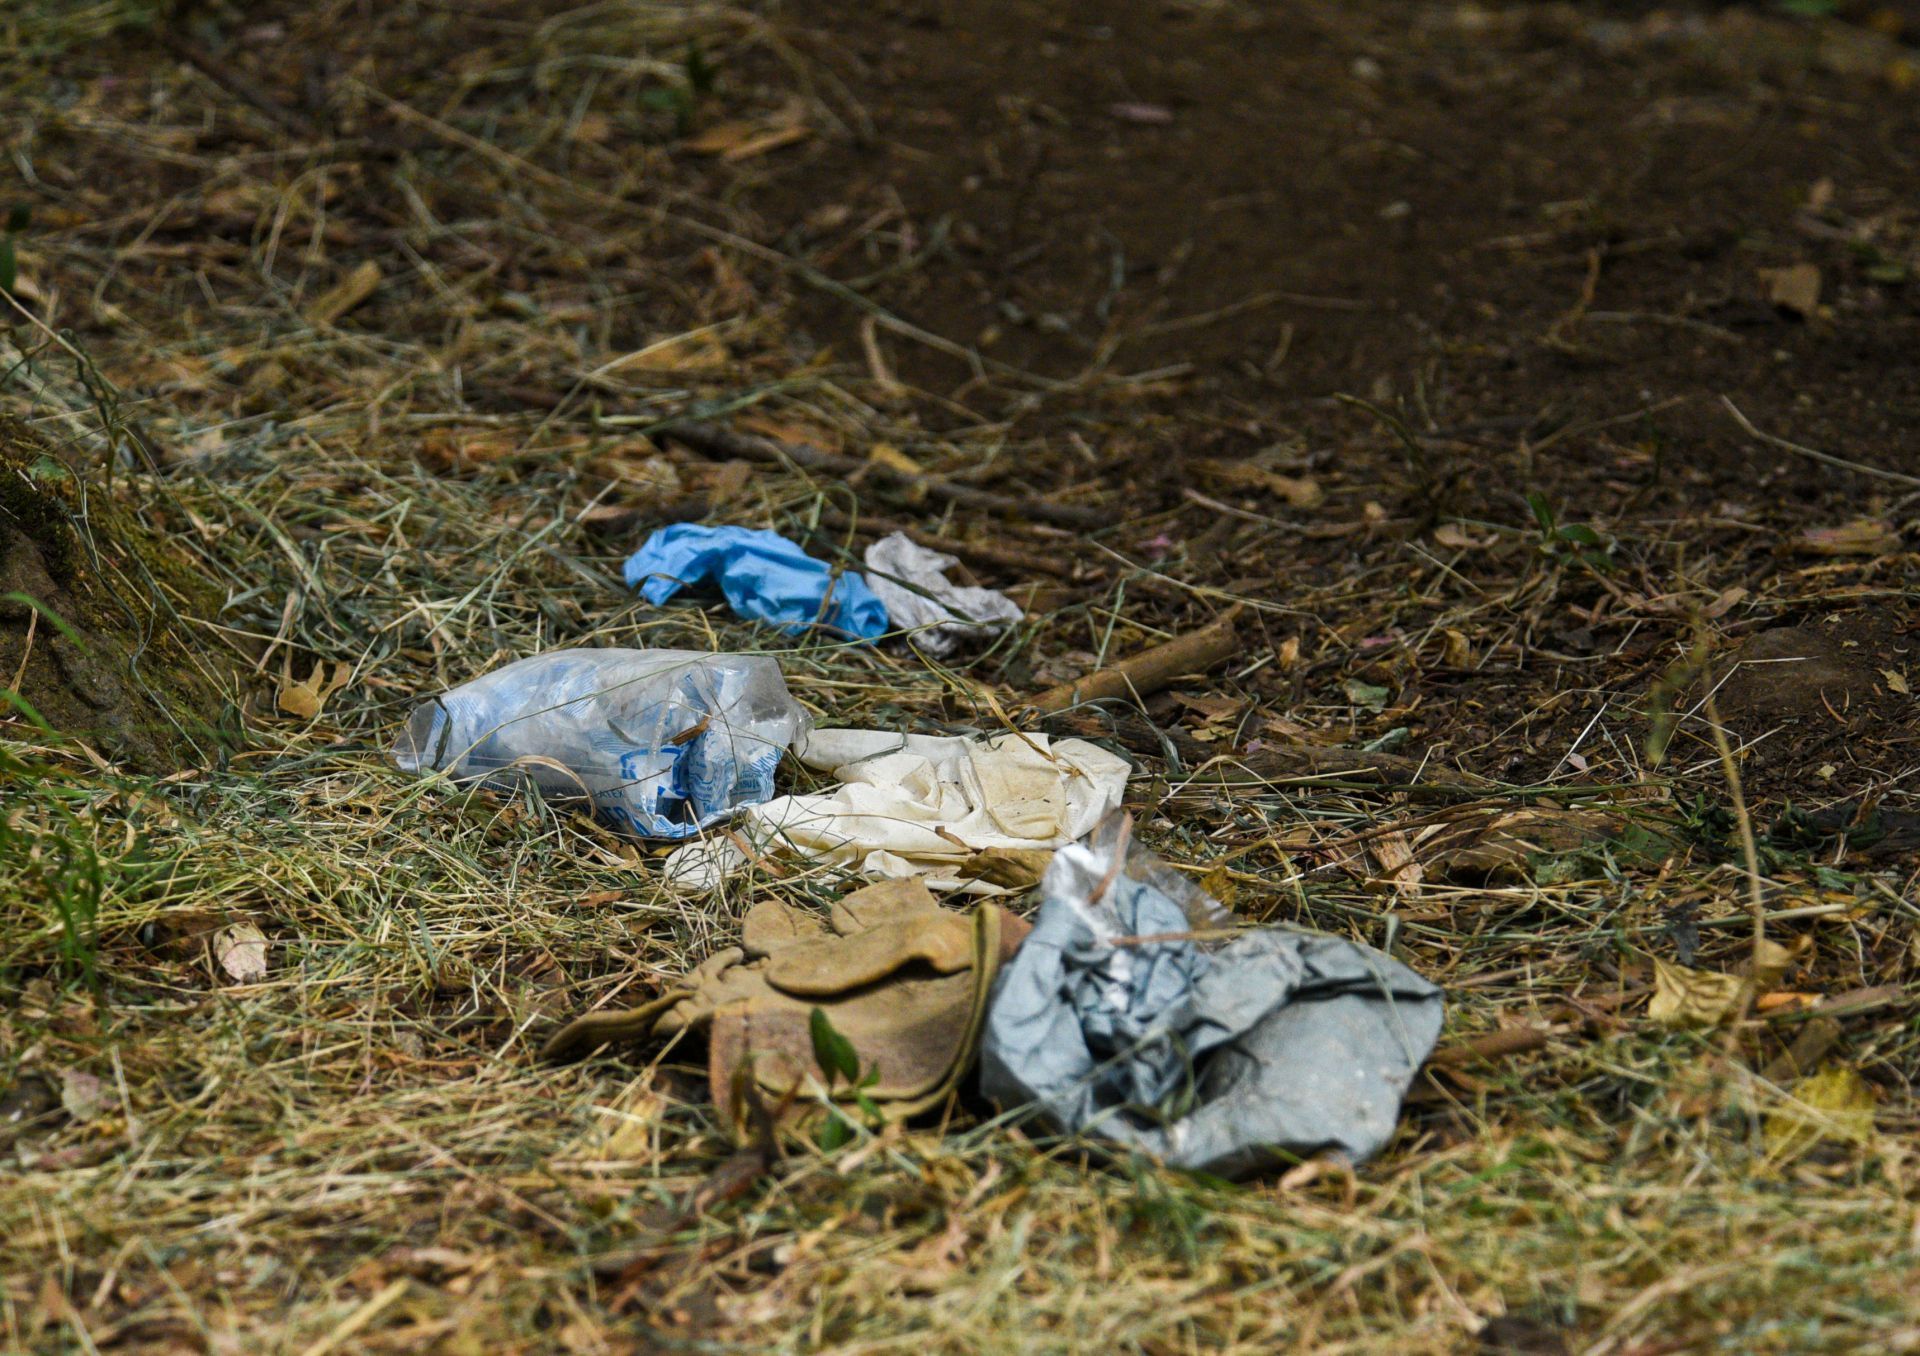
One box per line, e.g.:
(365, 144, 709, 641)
(0, 416, 236, 769)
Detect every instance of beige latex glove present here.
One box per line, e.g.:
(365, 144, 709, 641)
(542, 880, 1028, 1138)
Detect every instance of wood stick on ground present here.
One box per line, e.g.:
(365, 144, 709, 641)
(1031, 606, 1244, 713)
(1428, 1025, 1554, 1067)
(660, 420, 1109, 530)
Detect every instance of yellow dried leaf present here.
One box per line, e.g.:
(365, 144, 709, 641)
(615, 329, 731, 373)
(1883, 669, 1911, 696)
(682, 120, 758, 154)
(1764, 1066, 1874, 1163)
(1199, 865, 1239, 909)
(1745, 935, 1809, 994)
(1369, 830, 1423, 898)
(866, 442, 927, 504)
(1649, 957, 1746, 1027)
(1758, 262, 1821, 318)
(1198, 459, 1322, 509)
(278, 660, 350, 719)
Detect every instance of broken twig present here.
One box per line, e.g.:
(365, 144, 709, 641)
(1031, 606, 1244, 713)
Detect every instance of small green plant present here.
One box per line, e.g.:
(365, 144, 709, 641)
(809, 1006, 880, 1150)
(0, 204, 29, 297)
(641, 41, 717, 136)
(1526, 492, 1614, 573)
(0, 793, 105, 992)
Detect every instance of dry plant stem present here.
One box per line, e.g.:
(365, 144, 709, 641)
(1031, 606, 1244, 713)
(1721, 396, 1920, 490)
(1702, 683, 1768, 1020)
(661, 420, 1109, 530)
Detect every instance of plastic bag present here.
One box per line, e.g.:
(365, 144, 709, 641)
(624, 524, 889, 640)
(392, 648, 809, 839)
(979, 815, 1443, 1177)
(863, 532, 1023, 657)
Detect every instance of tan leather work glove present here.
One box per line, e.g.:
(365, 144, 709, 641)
(542, 879, 1029, 1139)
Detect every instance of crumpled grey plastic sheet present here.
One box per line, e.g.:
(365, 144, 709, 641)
(862, 532, 1023, 657)
(979, 816, 1444, 1178)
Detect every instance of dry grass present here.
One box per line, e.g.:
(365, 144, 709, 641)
(4, 2, 1919, 1353)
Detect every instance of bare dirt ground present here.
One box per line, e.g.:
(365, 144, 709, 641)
(4, 1, 1920, 1352)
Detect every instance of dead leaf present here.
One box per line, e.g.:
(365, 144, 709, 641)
(1343, 678, 1391, 712)
(1199, 864, 1240, 909)
(59, 1069, 106, 1123)
(1423, 808, 1631, 884)
(1649, 957, 1747, 1027)
(1764, 1065, 1875, 1163)
(1198, 459, 1323, 508)
(1742, 936, 1806, 993)
(1369, 830, 1424, 899)
(1172, 692, 1243, 723)
(959, 846, 1055, 891)
(613, 329, 730, 373)
(213, 920, 269, 983)
(1795, 519, 1901, 557)
(1433, 522, 1497, 550)
(683, 119, 810, 161)
(278, 660, 350, 719)
(1703, 585, 1750, 619)
(305, 260, 382, 326)
(1883, 668, 1911, 696)
(863, 442, 926, 503)
(1758, 262, 1822, 319)
(1441, 628, 1472, 667)
(682, 120, 758, 154)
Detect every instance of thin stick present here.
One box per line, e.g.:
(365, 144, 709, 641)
(1723, 396, 1920, 490)
(1031, 606, 1244, 713)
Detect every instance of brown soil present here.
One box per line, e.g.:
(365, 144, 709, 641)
(1716, 610, 1920, 796)
(705, 0, 1920, 809)
(0, 418, 233, 769)
(740, 1, 1920, 492)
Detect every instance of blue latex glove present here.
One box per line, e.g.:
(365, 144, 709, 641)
(624, 524, 889, 640)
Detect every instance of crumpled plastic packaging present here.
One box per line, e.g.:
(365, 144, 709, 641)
(625, 524, 889, 640)
(862, 532, 1023, 657)
(663, 728, 1131, 892)
(392, 648, 809, 839)
(978, 816, 1443, 1178)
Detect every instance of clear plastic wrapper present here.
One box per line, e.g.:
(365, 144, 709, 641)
(392, 648, 808, 839)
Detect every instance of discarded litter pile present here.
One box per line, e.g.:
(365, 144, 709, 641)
(398, 633, 1443, 1175)
(391, 648, 807, 839)
(664, 727, 1131, 892)
(624, 523, 1022, 651)
(546, 814, 1441, 1175)
(980, 816, 1444, 1175)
